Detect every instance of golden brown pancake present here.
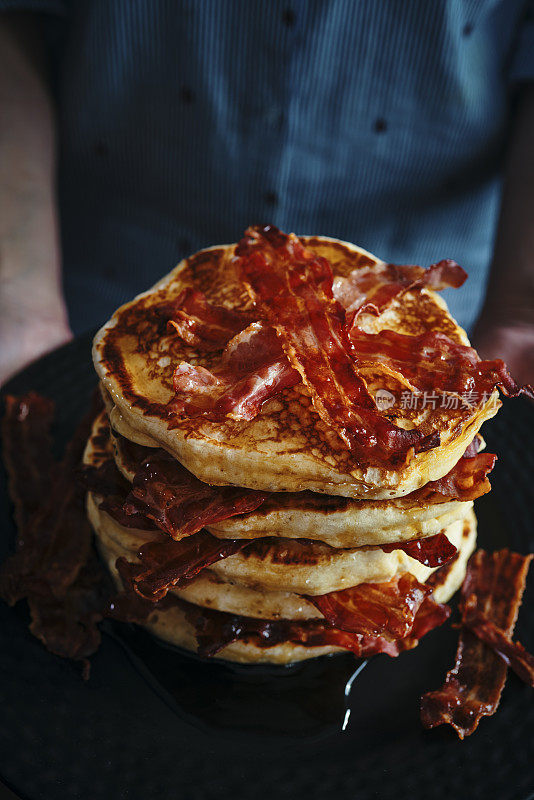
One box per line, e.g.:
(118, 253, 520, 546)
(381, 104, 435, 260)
(108, 415, 472, 547)
(93, 238, 499, 500)
(87, 489, 471, 595)
(93, 512, 476, 665)
(84, 408, 477, 665)
(112, 416, 473, 547)
(84, 415, 475, 605)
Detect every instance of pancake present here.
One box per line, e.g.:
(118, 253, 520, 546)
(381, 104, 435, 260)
(87, 488, 471, 595)
(109, 416, 472, 547)
(94, 512, 476, 665)
(93, 237, 499, 500)
(84, 414, 474, 595)
(203, 517, 469, 594)
(84, 403, 477, 665)
(101, 384, 158, 448)
(209, 500, 469, 547)
(91, 508, 316, 621)
(112, 416, 473, 547)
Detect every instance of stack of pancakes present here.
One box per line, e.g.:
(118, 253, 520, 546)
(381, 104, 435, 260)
(85, 235, 498, 664)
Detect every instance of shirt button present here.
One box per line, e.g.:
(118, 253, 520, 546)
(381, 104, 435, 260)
(94, 140, 109, 157)
(282, 8, 296, 26)
(264, 190, 278, 205)
(374, 118, 387, 133)
(462, 23, 474, 36)
(180, 86, 195, 104)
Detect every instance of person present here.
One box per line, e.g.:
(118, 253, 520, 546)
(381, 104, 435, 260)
(1, 1, 533, 386)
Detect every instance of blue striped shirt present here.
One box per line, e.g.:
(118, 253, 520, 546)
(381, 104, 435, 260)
(2, 0, 533, 334)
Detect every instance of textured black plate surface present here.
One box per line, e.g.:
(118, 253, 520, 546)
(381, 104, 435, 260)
(1, 334, 533, 800)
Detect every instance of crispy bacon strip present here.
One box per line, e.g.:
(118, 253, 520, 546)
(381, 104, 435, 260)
(116, 530, 248, 602)
(165, 232, 530, 435)
(0, 392, 109, 676)
(27, 555, 107, 677)
(80, 460, 158, 531)
(461, 602, 534, 687)
(462, 435, 482, 458)
(410, 594, 453, 640)
(419, 452, 496, 503)
(0, 395, 96, 602)
(101, 498, 158, 531)
(381, 532, 457, 567)
(110, 433, 149, 470)
(303, 573, 432, 638)
(421, 549, 532, 738)
(112, 450, 269, 540)
(349, 328, 534, 402)
(106, 557, 179, 623)
(181, 592, 450, 658)
(157, 287, 254, 351)
(1, 393, 57, 531)
(333, 259, 467, 318)
(79, 459, 132, 498)
(170, 322, 298, 420)
(236, 225, 438, 465)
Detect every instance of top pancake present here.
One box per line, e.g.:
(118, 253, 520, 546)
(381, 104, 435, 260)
(93, 237, 498, 499)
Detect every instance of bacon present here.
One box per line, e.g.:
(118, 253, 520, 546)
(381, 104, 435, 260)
(421, 549, 532, 738)
(381, 532, 457, 567)
(236, 225, 438, 465)
(105, 558, 177, 623)
(420, 452, 496, 503)
(170, 322, 298, 420)
(349, 328, 534, 403)
(181, 591, 450, 658)
(27, 555, 108, 678)
(83, 452, 269, 540)
(115, 450, 269, 540)
(303, 573, 432, 638)
(157, 287, 254, 351)
(111, 434, 149, 470)
(1, 394, 97, 602)
(461, 602, 534, 687)
(462, 435, 482, 458)
(165, 229, 531, 443)
(0, 392, 109, 677)
(92, 435, 493, 543)
(333, 259, 467, 319)
(1, 393, 57, 532)
(80, 460, 158, 531)
(116, 530, 248, 602)
(79, 459, 132, 499)
(410, 594, 452, 640)
(101, 498, 158, 531)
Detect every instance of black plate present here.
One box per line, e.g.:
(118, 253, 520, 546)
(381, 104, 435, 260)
(1, 334, 533, 800)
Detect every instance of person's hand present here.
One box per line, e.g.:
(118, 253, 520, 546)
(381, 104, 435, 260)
(0, 292, 72, 386)
(472, 312, 534, 388)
